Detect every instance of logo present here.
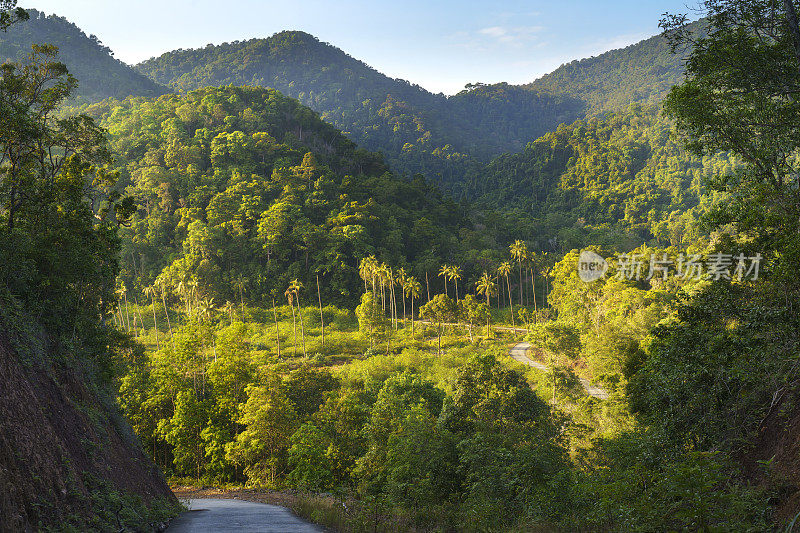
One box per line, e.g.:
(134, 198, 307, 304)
(578, 250, 608, 282)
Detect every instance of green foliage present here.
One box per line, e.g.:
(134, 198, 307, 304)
(0, 9, 167, 102)
(87, 85, 481, 308)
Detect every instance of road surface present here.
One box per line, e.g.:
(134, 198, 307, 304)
(509, 342, 609, 400)
(167, 498, 323, 533)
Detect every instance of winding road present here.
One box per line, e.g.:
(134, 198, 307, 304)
(167, 498, 323, 532)
(509, 342, 609, 399)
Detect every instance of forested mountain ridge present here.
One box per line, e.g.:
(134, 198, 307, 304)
(85, 86, 502, 307)
(134, 31, 582, 182)
(457, 105, 732, 250)
(0, 9, 169, 102)
(523, 21, 703, 116)
(134, 25, 700, 190)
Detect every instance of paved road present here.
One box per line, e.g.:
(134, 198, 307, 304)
(167, 498, 323, 533)
(509, 342, 609, 400)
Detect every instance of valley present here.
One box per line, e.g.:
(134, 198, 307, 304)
(1, 2, 799, 531)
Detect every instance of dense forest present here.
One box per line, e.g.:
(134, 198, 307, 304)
(82, 86, 519, 308)
(5, 1, 800, 531)
(0, 9, 168, 102)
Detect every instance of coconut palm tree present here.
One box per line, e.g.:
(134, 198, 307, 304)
(497, 261, 515, 328)
(288, 279, 306, 357)
(405, 276, 422, 336)
(154, 276, 174, 349)
(438, 265, 450, 297)
(272, 297, 281, 358)
(476, 272, 497, 337)
(233, 274, 248, 315)
(397, 267, 408, 323)
(529, 251, 538, 320)
(285, 284, 298, 357)
(510, 240, 528, 307)
(449, 265, 462, 302)
(222, 301, 236, 323)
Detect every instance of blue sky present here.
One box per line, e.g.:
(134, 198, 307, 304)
(19, 0, 696, 94)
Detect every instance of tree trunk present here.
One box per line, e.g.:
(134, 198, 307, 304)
(297, 299, 307, 357)
(518, 265, 523, 307)
(161, 289, 175, 351)
(273, 298, 281, 358)
(531, 267, 538, 323)
(425, 272, 430, 303)
(316, 274, 325, 348)
(454, 277, 459, 303)
(506, 276, 515, 328)
(411, 296, 415, 336)
(291, 305, 297, 357)
(151, 294, 160, 349)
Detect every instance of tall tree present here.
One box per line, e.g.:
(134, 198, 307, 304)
(509, 241, 527, 307)
(497, 261, 515, 328)
(663, 0, 800, 284)
(476, 272, 497, 337)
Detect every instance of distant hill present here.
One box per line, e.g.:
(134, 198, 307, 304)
(524, 21, 704, 116)
(0, 9, 168, 102)
(136, 31, 581, 184)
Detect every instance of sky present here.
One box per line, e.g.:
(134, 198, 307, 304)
(18, 0, 697, 95)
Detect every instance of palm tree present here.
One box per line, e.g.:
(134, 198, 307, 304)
(288, 279, 306, 357)
(497, 261, 515, 328)
(285, 284, 298, 357)
(272, 297, 281, 358)
(476, 272, 497, 337)
(116, 283, 131, 332)
(405, 276, 422, 336)
(397, 268, 408, 323)
(198, 297, 216, 323)
(529, 251, 538, 321)
(449, 265, 462, 303)
(438, 265, 450, 297)
(144, 285, 160, 349)
(316, 273, 325, 347)
(510, 240, 528, 307)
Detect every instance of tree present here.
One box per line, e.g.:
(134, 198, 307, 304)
(497, 261, 515, 328)
(438, 265, 450, 297)
(419, 294, 458, 356)
(449, 265, 462, 302)
(460, 294, 488, 341)
(285, 282, 299, 356)
(404, 276, 422, 336)
(316, 273, 325, 348)
(475, 272, 497, 337)
(509, 241, 527, 307)
(663, 0, 800, 283)
(144, 285, 160, 349)
(226, 381, 298, 486)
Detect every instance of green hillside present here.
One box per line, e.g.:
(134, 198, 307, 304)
(0, 9, 168, 102)
(458, 105, 732, 249)
(135, 31, 581, 181)
(524, 21, 704, 115)
(85, 86, 508, 307)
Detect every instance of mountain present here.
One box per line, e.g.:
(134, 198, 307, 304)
(85, 85, 505, 305)
(135, 31, 581, 184)
(0, 9, 169, 102)
(523, 21, 704, 116)
(458, 105, 733, 251)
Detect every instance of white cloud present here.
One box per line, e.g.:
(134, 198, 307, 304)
(477, 25, 544, 46)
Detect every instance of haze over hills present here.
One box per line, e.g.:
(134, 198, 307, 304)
(0, 9, 168, 102)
